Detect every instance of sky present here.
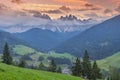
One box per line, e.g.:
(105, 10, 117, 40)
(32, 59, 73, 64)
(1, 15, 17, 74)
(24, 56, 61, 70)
(0, 0, 120, 33)
(0, 0, 120, 19)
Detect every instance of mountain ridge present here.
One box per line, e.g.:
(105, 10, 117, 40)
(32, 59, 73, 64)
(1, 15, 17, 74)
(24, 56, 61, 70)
(14, 28, 80, 52)
(54, 15, 120, 60)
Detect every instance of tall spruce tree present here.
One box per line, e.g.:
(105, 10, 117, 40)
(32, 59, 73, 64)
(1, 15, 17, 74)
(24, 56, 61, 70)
(2, 42, 13, 65)
(91, 61, 102, 80)
(48, 59, 57, 72)
(82, 50, 92, 79)
(72, 57, 82, 77)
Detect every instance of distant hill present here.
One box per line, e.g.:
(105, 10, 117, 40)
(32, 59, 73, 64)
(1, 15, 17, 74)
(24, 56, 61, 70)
(14, 28, 80, 52)
(0, 30, 27, 52)
(98, 52, 120, 70)
(12, 45, 75, 66)
(0, 63, 83, 80)
(55, 15, 120, 60)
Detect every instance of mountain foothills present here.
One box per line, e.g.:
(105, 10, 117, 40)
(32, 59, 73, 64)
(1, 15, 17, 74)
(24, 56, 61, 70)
(0, 0, 120, 80)
(0, 15, 120, 60)
(0, 13, 119, 80)
(14, 28, 80, 52)
(0, 30, 28, 52)
(55, 15, 120, 60)
(98, 52, 120, 70)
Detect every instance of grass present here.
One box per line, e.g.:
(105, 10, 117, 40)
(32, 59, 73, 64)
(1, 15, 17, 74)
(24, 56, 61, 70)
(12, 45, 75, 66)
(98, 52, 120, 70)
(12, 45, 120, 71)
(13, 45, 75, 61)
(31, 51, 75, 60)
(0, 63, 83, 80)
(13, 45, 35, 55)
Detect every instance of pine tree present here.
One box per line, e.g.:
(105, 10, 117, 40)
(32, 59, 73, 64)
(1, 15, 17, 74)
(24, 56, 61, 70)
(108, 67, 120, 80)
(18, 58, 26, 68)
(82, 50, 92, 79)
(57, 66, 62, 73)
(39, 62, 46, 70)
(72, 57, 82, 77)
(48, 59, 57, 72)
(2, 42, 13, 65)
(91, 61, 102, 80)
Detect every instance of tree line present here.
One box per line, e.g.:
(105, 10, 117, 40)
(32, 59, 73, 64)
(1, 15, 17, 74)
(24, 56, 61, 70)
(1, 43, 120, 80)
(71, 50, 102, 80)
(2, 42, 61, 73)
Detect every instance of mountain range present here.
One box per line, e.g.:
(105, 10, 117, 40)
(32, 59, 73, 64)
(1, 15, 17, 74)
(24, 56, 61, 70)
(0, 1, 98, 33)
(14, 28, 80, 52)
(0, 15, 120, 60)
(54, 15, 120, 60)
(0, 30, 28, 52)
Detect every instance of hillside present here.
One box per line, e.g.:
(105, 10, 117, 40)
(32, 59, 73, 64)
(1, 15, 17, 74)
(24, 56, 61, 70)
(12, 45, 75, 66)
(14, 28, 79, 52)
(0, 30, 28, 53)
(98, 52, 120, 70)
(55, 15, 120, 60)
(0, 63, 83, 80)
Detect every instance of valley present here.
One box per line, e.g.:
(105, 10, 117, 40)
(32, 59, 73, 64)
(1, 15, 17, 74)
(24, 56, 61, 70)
(0, 1, 120, 79)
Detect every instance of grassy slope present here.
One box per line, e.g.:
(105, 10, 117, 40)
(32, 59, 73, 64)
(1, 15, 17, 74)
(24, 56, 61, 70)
(14, 45, 120, 71)
(13, 45, 75, 60)
(0, 63, 83, 80)
(13, 45, 35, 55)
(98, 52, 120, 70)
(13, 45, 75, 66)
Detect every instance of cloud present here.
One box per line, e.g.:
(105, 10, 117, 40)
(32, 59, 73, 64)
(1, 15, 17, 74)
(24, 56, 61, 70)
(84, 12, 99, 18)
(78, 8, 89, 11)
(54, 0, 88, 5)
(90, 7, 102, 10)
(59, 6, 71, 12)
(85, 3, 93, 7)
(11, 0, 23, 4)
(26, 10, 51, 19)
(78, 7, 101, 11)
(0, 14, 97, 33)
(0, 3, 8, 10)
(115, 5, 120, 12)
(77, 2, 102, 11)
(43, 10, 62, 14)
(104, 9, 112, 14)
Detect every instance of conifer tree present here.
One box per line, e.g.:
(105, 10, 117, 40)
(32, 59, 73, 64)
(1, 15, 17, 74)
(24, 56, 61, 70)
(18, 58, 26, 68)
(2, 42, 13, 65)
(72, 57, 82, 77)
(82, 50, 92, 79)
(39, 62, 46, 70)
(108, 67, 120, 80)
(57, 66, 62, 73)
(48, 59, 57, 72)
(91, 61, 102, 80)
